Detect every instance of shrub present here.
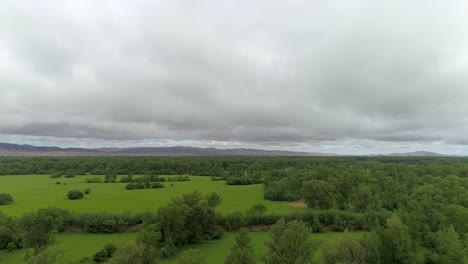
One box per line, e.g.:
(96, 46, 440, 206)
(50, 172, 62, 178)
(64, 172, 75, 178)
(151, 182, 164, 189)
(67, 190, 84, 200)
(84, 188, 91, 195)
(55, 181, 61, 185)
(175, 175, 190, 182)
(0, 193, 14, 205)
(93, 243, 117, 263)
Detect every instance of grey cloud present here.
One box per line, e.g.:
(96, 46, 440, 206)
(1, 0, 468, 153)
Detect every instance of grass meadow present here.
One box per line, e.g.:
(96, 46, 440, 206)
(0, 174, 303, 216)
(0, 231, 367, 264)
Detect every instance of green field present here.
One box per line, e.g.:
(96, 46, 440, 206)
(0, 175, 303, 216)
(0, 231, 367, 264)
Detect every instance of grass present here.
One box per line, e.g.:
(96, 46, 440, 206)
(0, 231, 367, 264)
(0, 232, 138, 264)
(0, 175, 304, 217)
(161, 231, 367, 264)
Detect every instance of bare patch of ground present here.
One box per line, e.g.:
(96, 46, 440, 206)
(287, 200, 308, 208)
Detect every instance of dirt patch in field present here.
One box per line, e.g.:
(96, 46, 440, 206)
(287, 200, 308, 208)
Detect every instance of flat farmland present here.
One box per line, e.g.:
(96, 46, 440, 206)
(0, 175, 303, 216)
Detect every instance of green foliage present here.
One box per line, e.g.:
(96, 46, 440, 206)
(26, 248, 65, 264)
(84, 188, 91, 195)
(361, 232, 382, 264)
(224, 211, 246, 231)
(104, 165, 117, 183)
(64, 172, 75, 178)
(264, 219, 314, 264)
(322, 236, 366, 264)
(0, 212, 20, 251)
(93, 243, 117, 263)
(143, 192, 220, 257)
(0, 193, 14, 205)
(425, 226, 465, 264)
(20, 208, 68, 253)
(311, 214, 323, 233)
(302, 180, 335, 210)
(376, 215, 422, 264)
(226, 176, 262, 185)
(177, 249, 204, 264)
(224, 228, 255, 264)
(205, 192, 222, 208)
(136, 224, 161, 264)
(67, 190, 84, 200)
(109, 242, 150, 264)
(50, 172, 62, 178)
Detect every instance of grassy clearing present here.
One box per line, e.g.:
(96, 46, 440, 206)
(0, 232, 138, 264)
(0, 175, 303, 217)
(161, 231, 367, 264)
(0, 231, 367, 264)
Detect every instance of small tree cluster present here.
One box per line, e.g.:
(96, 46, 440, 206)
(0, 193, 14, 205)
(67, 190, 84, 200)
(224, 228, 255, 264)
(140, 192, 222, 257)
(125, 182, 164, 190)
(93, 243, 117, 263)
(264, 219, 314, 264)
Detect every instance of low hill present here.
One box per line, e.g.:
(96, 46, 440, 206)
(0, 143, 335, 157)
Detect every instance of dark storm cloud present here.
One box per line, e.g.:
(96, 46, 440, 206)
(1, 0, 468, 152)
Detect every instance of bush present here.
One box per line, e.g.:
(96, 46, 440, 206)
(64, 172, 75, 178)
(93, 243, 117, 263)
(50, 172, 62, 178)
(55, 181, 61, 185)
(0, 193, 14, 205)
(67, 190, 84, 200)
(84, 188, 91, 195)
(151, 182, 164, 189)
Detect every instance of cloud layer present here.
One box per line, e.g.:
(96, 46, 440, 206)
(1, 0, 468, 153)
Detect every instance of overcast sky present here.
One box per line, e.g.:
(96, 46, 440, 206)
(1, 1, 468, 154)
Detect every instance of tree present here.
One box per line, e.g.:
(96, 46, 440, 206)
(143, 192, 221, 257)
(104, 165, 117, 183)
(67, 190, 84, 200)
(264, 219, 313, 264)
(323, 236, 366, 264)
(137, 224, 161, 264)
(427, 226, 465, 264)
(93, 243, 117, 263)
(377, 215, 421, 264)
(205, 192, 222, 208)
(301, 180, 335, 209)
(225, 228, 255, 264)
(20, 208, 67, 254)
(0, 193, 14, 205)
(109, 242, 149, 264)
(177, 249, 204, 264)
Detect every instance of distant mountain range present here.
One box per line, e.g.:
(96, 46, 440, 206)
(0, 143, 455, 157)
(379, 151, 448, 157)
(0, 143, 335, 157)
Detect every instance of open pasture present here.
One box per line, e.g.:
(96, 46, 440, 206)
(0, 174, 302, 216)
(0, 231, 367, 264)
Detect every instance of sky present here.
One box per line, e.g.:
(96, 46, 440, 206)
(1, 1, 468, 155)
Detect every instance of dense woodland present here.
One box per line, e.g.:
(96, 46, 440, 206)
(1, 157, 468, 263)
